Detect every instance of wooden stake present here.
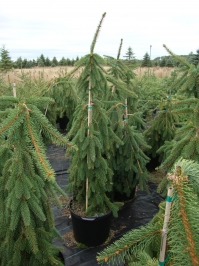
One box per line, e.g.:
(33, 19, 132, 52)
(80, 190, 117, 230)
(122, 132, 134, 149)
(86, 78, 92, 211)
(123, 99, 128, 127)
(159, 185, 174, 264)
(88, 80, 92, 133)
(12, 83, 16, 98)
(86, 177, 88, 211)
(39, 105, 49, 135)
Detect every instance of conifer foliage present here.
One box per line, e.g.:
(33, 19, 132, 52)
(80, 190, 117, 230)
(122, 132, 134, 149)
(0, 94, 75, 265)
(66, 13, 124, 217)
(144, 96, 178, 160)
(142, 52, 151, 67)
(105, 39, 150, 197)
(157, 45, 199, 173)
(48, 71, 79, 128)
(123, 46, 136, 62)
(97, 159, 199, 265)
(0, 45, 13, 72)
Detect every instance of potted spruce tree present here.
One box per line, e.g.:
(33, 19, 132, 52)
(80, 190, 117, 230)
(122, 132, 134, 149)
(105, 39, 151, 200)
(0, 86, 75, 265)
(66, 13, 127, 247)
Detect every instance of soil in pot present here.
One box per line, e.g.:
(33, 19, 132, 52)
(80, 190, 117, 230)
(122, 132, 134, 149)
(69, 200, 112, 247)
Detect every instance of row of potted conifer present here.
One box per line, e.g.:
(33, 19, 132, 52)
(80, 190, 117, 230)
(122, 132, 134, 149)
(0, 13, 151, 263)
(1, 12, 199, 265)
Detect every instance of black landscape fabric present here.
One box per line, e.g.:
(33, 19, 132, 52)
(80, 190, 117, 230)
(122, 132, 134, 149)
(47, 144, 164, 266)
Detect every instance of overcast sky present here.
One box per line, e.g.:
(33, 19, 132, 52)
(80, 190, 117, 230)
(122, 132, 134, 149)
(1, 0, 199, 61)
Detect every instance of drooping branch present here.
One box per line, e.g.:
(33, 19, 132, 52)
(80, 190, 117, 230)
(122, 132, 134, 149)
(25, 109, 54, 181)
(0, 108, 24, 134)
(97, 228, 161, 263)
(163, 44, 191, 68)
(177, 183, 199, 266)
(168, 165, 199, 266)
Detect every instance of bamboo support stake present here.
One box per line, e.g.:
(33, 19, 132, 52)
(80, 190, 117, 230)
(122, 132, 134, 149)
(86, 78, 92, 211)
(88, 81, 92, 132)
(39, 105, 49, 135)
(111, 85, 116, 97)
(159, 185, 174, 265)
(86, 182, 88, 211)
(12, 83, 17, 109)
(123, 99, 128, 127)
(12, 83, 16, 98)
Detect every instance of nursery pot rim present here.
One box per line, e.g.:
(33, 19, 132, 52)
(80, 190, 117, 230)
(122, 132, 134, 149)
(69, 199, 112, 219)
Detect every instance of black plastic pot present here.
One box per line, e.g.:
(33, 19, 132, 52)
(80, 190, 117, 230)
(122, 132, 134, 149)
(113, 186, 136, 202)
(69, 200, 112, 247)
(146, 154, 161, 172)
(56, 115, 69, 130)
(58, 252, 65, 264)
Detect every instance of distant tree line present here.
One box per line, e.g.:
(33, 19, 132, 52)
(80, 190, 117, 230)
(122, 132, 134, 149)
(13, 54, 80, 69)
(153, 50, 199, 67)
(0, 46, 80, 70)
(123, 46, 199, 68)
(1, 45, 199, 72)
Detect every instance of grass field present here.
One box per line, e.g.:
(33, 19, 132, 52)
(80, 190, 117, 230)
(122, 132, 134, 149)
(2, 66, 174, 84)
